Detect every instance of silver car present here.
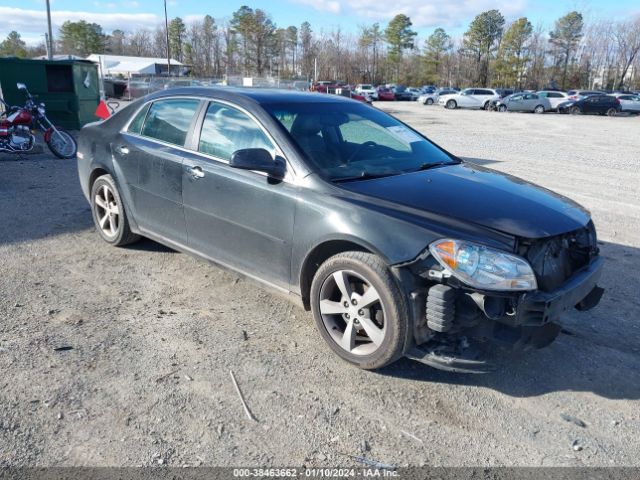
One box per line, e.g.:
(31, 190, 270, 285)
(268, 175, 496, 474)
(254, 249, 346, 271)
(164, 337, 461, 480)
(417, 88, 458, 105)
(611, 93, 640, 113)
(496, 92, 551, 113)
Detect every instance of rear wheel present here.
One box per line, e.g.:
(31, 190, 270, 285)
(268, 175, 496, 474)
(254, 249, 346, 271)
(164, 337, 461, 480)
(606, 108, 617, 117)
(310, 252, 408, 370)
(483, 101, 491, 110)
(91, 174, 140, 246)
(534, 105, 545, 114)
(426, 98, 434, 105)
(446, 99, 457, 109)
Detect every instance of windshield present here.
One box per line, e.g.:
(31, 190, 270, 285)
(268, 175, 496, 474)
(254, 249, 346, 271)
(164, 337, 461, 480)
(263, 101, 457, 181)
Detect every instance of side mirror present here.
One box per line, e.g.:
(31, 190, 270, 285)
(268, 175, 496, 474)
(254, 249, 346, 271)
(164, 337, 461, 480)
(16, 83, 27, 91)
(230, 148, 286, 180)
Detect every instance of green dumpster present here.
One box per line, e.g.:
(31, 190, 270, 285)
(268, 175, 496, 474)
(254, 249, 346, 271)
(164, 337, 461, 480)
(0, 58, 100, 130)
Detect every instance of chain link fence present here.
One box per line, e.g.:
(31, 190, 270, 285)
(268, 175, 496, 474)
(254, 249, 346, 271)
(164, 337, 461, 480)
(103, 76, 312, 100)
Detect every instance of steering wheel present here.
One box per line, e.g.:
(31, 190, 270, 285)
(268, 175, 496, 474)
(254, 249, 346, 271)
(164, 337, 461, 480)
(345, 141, 378, 164)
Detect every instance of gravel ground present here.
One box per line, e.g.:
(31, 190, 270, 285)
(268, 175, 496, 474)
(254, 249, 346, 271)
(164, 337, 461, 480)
(1, 104, 639, 468)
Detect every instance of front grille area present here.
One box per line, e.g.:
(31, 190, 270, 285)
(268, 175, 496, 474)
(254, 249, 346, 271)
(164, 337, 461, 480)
(520, 222, 598, 292)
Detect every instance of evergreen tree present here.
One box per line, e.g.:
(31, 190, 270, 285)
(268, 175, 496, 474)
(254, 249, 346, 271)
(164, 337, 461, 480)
(423, 28, 451, 85)
(385, 14, 416, 82)
(58, 20, 106, 56)
(549, 11, 584, 89)
(0, 31, 27, 58)
(494, 18, 533, 88)
(462, 9, 505, 86)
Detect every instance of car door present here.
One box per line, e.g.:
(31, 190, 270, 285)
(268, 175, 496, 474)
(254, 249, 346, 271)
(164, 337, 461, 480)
(522, 93, 538, 111)
(508, 94, 524, 111)
(181, 100, 298, 289)
(582, 96, 598, 113)
(116, 97, 201, 244)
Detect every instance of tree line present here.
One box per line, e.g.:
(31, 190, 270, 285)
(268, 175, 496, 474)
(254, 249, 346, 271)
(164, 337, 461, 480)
(2, 6, 640, 90)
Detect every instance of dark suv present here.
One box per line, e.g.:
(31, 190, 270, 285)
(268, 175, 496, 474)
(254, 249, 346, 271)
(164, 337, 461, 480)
(558, 95, 621, 116)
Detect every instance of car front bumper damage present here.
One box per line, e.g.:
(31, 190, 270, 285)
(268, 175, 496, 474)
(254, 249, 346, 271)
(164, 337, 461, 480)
(403, 256, 604, 373)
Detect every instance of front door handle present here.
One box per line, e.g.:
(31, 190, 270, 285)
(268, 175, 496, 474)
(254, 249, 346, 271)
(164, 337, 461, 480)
(187, 165, 205, 179)
(115, 145, 129, 155)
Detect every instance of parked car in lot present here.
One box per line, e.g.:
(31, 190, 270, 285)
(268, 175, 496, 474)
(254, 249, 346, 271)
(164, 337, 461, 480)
(566, 90, 604, 101)
(77, 87, 604, 372)
(355, 84, 378, 100)
(536, 91, 569, 110)
(417, 88, 458, 105)
(439, 88, 499, 110)
(610, 93, 640, 113)
(495, 92, 552, 113)
(392, 85, 416, 101)
(558, 95, 621, 116)
(376, 87, 396, 101)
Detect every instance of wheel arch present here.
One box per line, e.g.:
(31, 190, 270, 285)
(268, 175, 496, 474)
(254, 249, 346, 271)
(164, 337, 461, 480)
(299, 238, 389, 310)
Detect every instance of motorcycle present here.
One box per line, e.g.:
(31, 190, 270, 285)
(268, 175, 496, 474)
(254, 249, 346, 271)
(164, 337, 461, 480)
(0, 83, 77, 159)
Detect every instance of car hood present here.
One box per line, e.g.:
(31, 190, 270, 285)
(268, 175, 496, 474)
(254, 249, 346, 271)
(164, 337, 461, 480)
(338, 163, 590, 239)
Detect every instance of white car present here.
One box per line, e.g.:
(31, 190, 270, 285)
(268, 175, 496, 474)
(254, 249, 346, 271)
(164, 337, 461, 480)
(417, 88, 458, 105)
(536, 91, 569, 110)
(610, 93, 640, 113)
(354, 84, 378, 100)
(438, 88, 499, 110)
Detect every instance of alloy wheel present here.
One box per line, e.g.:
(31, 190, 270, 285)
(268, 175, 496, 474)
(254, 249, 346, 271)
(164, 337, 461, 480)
(318, 269, 387, 356)
(94, 184, 120, 238)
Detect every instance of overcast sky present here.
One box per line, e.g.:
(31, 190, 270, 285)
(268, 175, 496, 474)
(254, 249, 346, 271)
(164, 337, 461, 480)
(1, 0, 638, 46)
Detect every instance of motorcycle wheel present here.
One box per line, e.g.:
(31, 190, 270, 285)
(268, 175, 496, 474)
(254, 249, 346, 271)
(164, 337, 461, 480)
(47, 129, 77, 159)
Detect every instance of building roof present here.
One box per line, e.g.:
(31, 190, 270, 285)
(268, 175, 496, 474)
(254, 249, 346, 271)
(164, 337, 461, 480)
(86, 54, 183, 75)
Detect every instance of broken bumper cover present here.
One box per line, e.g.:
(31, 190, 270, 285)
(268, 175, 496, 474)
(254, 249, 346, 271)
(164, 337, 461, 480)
(515, 256, 604, 327)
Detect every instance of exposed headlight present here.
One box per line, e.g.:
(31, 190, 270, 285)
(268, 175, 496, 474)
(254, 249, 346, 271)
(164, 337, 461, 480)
(429, 239, 537, 291)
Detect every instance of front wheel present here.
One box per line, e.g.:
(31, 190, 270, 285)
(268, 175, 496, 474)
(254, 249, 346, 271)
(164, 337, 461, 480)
(426, 98, 434, 105)
(498, 105, 507, 112)
(310, 252, 408, 370)
(606, 108, 617, 117)
(570, 106, 581, 115)
(534, 105, 545, 114)
(46, 129, 77, 159)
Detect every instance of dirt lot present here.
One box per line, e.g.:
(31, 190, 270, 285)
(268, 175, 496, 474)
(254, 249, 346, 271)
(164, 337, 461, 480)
(1, 104, 639, 468)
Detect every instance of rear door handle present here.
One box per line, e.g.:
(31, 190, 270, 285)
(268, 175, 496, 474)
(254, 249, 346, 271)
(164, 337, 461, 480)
(115, 145, 129, 155)
(187, 165, 205, 179)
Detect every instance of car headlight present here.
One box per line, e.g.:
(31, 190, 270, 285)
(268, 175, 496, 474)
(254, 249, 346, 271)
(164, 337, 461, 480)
(429, 239, 537, 291)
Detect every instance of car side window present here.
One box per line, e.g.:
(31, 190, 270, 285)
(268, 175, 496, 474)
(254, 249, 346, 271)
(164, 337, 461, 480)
(198, 102, 275, 161)
(127, 103, 150, 134)
(141, 98, 200, 146)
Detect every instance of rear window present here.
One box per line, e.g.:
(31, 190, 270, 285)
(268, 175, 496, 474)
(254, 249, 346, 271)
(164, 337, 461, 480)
(141, 98, 200, 146)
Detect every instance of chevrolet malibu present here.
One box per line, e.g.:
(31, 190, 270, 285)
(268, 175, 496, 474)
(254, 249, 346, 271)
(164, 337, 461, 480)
(77, 88, 604, 372)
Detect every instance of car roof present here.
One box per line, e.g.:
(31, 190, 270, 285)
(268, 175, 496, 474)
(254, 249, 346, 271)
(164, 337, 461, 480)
(146, 86, 357, 105)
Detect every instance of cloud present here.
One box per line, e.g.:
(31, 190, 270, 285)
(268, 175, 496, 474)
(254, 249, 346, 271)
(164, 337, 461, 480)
(293, 0, 341, 14)
(291, 0, 528, 28)
(0, 6, 160, 42)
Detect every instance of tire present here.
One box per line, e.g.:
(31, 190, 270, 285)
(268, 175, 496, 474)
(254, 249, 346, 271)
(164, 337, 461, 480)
(446, 99, 457, 109)
(426, 98, 434, 105)
(570, 106, 581, 115)
(46, 129, 77, 159)
(534, 105, 545, 114)
(606, 108, 617, 117)
(310, 251, 408, 370)
(498, 105, 507, 112)
(90, 174, 140, 246)
(483, 101, 491, 110)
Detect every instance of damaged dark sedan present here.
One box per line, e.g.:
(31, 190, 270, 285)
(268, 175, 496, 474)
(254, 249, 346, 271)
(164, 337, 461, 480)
(77, 88, 604, 372)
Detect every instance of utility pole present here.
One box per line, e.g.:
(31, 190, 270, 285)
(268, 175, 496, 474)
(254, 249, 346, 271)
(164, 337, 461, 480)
(164, 0, 171, 76)
(45, 0, 54, 59)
